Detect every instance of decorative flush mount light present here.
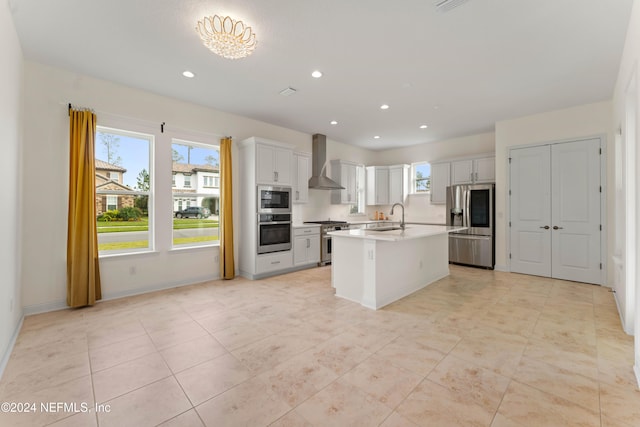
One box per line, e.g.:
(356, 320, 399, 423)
(330, 120, 338, 125)
(311, 70, 323, 78)
(380, 104, 390, 110)
(195, 15, 257, 60)
(182, 71, 195, 78)
(420, 124, 428, 129)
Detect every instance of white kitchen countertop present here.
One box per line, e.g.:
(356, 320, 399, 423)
(292, 223, 321, 228)
(328, 225, 467, 242)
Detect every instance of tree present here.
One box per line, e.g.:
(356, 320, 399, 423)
(99, 133, 122, 166)
(204, 154, 219, 166)
(135, 169, 150, 214)
(172, 149, 184, 163)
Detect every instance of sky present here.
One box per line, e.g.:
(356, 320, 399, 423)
(96, 130, 220, 188)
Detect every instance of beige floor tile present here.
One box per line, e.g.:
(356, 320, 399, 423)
(195, 377, 291, 427)
(92, 352, 171, 403)
(375, 336, 445, 376)
(597, 359, 640, 388)
(97, 376, 191, 427)
(379, 411, 420, 427)
(428, 353, 510, 413)
(211, 321, 274, 350)
(512, 356, 599, 410)
(89, 334, 156, 372)
(523, 337, 598, 380)
(295, 379, 392, 427)
(48, 411, 98, 427)
(305, 334, 372, 376)
(448, 327, 527, 377)
(490, 412, 526, 427)
(160, 334, 227, 373)
(175, 353, 252, 405)
(497, 381, 599, 427)
(258, 352, 338, 407)
(599, 381, 640, 426)
(396, 379, 494, 427)
(399, 323, 462, 353)
(341, 354, 423, 409)
(147, 319, 209, 350)
(269, 410, 314, 427)
(157, 409, 205, 427)
(86, 319, 147, 349)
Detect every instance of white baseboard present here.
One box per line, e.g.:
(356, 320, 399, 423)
(0, 314, 24, 381)
(634, 364, 640, 390)
(23, 299, 68, 316)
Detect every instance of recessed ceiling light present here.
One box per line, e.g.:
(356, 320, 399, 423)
(330, 120, 338, 125)
(182, 71, 195, 78)
(374, 135, 381, 139)
(380, 104, 390, 110)
(420, 124, 428, 129)
(311, 70, 323, 78)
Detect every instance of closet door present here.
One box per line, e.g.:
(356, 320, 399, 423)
(509, 145, 552, 277)
(550, 138, 601, 284)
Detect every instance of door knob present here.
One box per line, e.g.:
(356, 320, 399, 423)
(540, 225, 550, 229)
(553, 226, 563, 230)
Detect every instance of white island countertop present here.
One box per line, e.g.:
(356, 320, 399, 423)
(328, 225, 467, 242)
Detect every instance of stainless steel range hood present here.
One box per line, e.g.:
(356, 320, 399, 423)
(308, 134, 344, 190)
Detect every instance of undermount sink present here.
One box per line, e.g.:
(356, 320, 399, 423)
(374, 226, 404, 231)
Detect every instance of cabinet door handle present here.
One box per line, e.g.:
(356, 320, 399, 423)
(470, 172, 473, 182)
(475, 172, 478, 181)
(296, 190, 299, 200)
(307, 238, 310, 248)
(552, 226, 564, 230)
(270, 261, 281, 265)
(540, 225, 550, 229)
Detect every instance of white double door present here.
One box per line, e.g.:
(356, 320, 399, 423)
(509, 138, 602, 284)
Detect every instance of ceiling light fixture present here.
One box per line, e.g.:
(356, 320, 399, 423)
(311, 70, 323, 78)
(380, 104, 390, 110)
(195, 15, 257, 60)
(182, 71, 195, 78)
(330, 120, 338, 125)
(420, 124, 428, 129)
(374, 135, 381, 139)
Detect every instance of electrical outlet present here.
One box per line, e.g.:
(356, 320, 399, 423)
(214, 255, 219, 262)
(129, 266, 136, 275)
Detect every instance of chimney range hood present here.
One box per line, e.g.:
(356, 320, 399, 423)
(308, 134, 345, 190)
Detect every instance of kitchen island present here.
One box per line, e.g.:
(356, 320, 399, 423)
(328, 225, 466, 309)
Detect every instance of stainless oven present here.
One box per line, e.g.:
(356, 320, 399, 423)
(257, 186, 291, 214)
(303, 221, 349, 265)
(257, 213, 292, 254)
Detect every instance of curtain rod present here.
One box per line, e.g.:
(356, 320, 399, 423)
(68, 103, 95, 116)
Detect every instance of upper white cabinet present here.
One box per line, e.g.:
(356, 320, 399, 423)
(293, 152, 310, 203)
(451, 157, 495, 185)
(330, 160, 357, 204)
(430, 162, 450, 204)
(366, 166, 389, 206)
(256, 143, 292, 185)
(388, 164, 409, 205)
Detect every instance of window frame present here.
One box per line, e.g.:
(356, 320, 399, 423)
(411, 161, 432, 195)
(349, 164, 366, 215)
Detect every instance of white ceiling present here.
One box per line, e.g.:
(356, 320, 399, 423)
(9, 0, 634, 150)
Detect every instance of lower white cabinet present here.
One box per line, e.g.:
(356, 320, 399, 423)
(255, 251, 293, 274)
(293, 226, 320, 266)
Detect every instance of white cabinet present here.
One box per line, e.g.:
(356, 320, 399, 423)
(331, 160, 357, 204)
(293, 152, 310, 203)
(388, 165, 409, 205)
(256, 143, 292, 185)
(430, 162, 450, 204)
(366, 166, 389, 205)
(293, 226, 320, 266)
(255, 251, 293, 275)
(451, 157, 495, 185)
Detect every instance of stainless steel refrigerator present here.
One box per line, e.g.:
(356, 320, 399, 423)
(446, 183, 495, 269)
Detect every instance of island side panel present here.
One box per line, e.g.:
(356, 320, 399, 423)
(373, 233, 450, 309)
(331, 235, 366, 305)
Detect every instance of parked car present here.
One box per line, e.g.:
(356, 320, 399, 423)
(174, 207, 210, 218)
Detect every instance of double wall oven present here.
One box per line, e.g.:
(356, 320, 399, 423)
(257, 186, 292, 254)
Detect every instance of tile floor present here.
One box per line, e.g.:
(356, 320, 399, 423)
(0, 265, 639, 426)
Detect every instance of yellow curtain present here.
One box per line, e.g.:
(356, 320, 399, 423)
(219, 137, 235, 279)
(67, 109, 102, 307)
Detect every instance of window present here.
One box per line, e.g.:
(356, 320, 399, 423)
(172, 139, 220, 248)
(350, 165, 366, 214)
(96, 126, 152, 255)
(412, 162, 431, 193)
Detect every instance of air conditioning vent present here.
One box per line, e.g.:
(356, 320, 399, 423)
(435, 0, 471, 13)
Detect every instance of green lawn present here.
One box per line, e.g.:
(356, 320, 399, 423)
(97, 218, 218, 233)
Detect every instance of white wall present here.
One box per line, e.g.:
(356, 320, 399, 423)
(611, 0, 640, 387)
(21, 61, 320, 313)
(0, 0, 24, 377)
(494, 101, 614, 273)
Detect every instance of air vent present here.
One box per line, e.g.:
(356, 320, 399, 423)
(279, 87, 297, 97)
(435, 0, 470, 12)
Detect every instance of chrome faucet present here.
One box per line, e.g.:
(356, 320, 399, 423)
(390, 203, 405, 230)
